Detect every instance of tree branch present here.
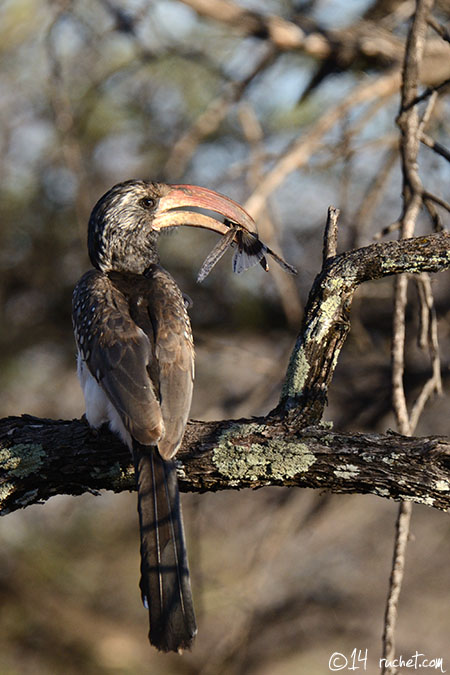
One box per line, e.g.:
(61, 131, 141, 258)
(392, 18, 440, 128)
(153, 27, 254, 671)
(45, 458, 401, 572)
(1, 414, 449, 514)
(180, 0, 450, 82)
(278, 231, 449, 423)
(1, 231, 448, 516)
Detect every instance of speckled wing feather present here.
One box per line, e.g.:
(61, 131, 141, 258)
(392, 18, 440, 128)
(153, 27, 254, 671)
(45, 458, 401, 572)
(73, 267, 194, 456)
(141, 265, 194, 459)
(72, 269, 164, 446)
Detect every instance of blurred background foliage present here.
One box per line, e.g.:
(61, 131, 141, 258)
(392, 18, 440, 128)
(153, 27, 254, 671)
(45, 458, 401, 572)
(0, 0, 449, 673)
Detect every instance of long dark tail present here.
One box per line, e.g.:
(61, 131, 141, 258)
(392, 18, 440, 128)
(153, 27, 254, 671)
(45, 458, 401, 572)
(133, 443, 197, 652)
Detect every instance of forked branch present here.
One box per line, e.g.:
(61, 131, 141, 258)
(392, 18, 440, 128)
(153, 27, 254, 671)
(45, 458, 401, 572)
(1, 230, 449, 515)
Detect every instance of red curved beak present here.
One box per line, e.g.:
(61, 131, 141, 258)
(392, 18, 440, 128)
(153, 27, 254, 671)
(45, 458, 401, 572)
(152, 184, 257, 235)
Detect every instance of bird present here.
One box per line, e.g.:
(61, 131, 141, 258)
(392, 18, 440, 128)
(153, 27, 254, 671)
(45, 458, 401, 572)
(71, 179, 273, 652)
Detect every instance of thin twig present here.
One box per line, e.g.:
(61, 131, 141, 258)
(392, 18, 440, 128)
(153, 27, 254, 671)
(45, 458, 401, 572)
(374, 220, 401, 240)
(427, 15, 450, 44)
(423, 196, 443, 231)
(391, 275, 412, 436)
(409, 274, 442, 429)
(420, 133, 450, 163)
(353, 146, 398, 246)
(384, 272, 414, 675)
(422, 190, 450, 213)
(382, 2, 437, 673)
(322, 207, 340, 264)
(417, 89, 438, 134)
(382, 501, 413, 675)
(403, 75, 450, 109)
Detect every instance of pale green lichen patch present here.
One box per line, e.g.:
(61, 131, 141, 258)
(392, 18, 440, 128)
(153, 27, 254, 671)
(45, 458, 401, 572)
(361, 452, 376, 463)
(213, 423, 316, 483)
(109, 464, 131, 488)
(282, 347, 310, 399)
(316, 292, 342, 338)
(0, 448, 20, 472)
(381, 456, 395, 465)
(319, 421, 334, 430)
(333, 464, 360, 479)
(0, 444, 46, 478)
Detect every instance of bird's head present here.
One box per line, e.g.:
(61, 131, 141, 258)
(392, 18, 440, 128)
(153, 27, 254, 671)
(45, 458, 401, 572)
(88, 179, 257, 274)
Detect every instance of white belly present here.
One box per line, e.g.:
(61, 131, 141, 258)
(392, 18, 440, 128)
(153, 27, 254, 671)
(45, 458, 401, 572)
(77, 351, 132, 449)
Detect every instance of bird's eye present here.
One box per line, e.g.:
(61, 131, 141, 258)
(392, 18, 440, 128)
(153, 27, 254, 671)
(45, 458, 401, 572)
(140, 197, 155, 209)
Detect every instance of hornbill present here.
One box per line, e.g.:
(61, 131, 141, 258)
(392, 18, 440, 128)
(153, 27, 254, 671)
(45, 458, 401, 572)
(72, 179, 295, 653)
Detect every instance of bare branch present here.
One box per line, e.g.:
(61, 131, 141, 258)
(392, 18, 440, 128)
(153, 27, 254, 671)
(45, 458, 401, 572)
(353, 146, 398, 247)
(279, 231, 449, 423)
(179, 0, 331, 55)
(383, 2, 436, 671)
(421, 132, 450, 163)
(322, 207, 340, 263)
(404, 75, 450, 109)
(422, 190, 450, 213)
(410, 274, 443, 429)
(382, 501, 413, 675)
(1, 415, 449, 515)
(427, 14, 450, 44)
(391, 274, 411, 435)
(244, 72, 401, 220)
(164, 47, 275, 179)
(180, 0, 450, 83)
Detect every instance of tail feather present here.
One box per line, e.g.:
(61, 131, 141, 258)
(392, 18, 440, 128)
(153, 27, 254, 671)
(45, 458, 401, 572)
(133, 444, 197, 652)
(232, 229, 268, 274)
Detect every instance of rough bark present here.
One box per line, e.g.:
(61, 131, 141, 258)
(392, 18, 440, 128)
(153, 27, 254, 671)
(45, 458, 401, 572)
(1, 231, 449, 515)
(1, 414, 449, 514)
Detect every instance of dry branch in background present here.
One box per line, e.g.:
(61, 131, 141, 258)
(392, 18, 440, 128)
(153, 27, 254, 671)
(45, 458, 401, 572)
(180, 0, 450, 84)
(382, 1, 441, 672)
(238, 104, 303, 329)
(244, 72, 402, 221)
(163, 47, 276, 180)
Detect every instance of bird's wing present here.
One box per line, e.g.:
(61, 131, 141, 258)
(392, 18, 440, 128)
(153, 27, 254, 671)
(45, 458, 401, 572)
(72, 269, 164, 446)
(142, 266, 194, 460)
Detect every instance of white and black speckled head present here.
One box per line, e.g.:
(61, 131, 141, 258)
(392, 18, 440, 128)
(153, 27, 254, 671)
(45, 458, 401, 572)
(88, 180, 167, 274)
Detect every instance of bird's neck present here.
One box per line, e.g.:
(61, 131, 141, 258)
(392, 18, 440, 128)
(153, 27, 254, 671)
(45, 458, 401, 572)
(97, 230, 160, 275)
